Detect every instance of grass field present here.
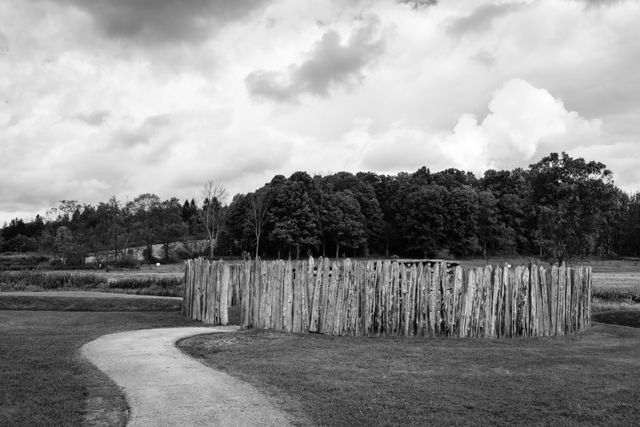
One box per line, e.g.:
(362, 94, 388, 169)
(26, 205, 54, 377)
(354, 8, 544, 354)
(0, 307, 200, 426)
(180, 321, 640, 426)
(1, 277, 639, 426)
(0, 267, 185, 297)
(0, 295, 182, 311)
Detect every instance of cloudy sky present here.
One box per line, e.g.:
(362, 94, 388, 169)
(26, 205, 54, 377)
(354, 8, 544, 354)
(1, 0, 639, 223)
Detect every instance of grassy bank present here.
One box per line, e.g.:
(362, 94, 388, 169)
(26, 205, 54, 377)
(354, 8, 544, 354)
(180, 322, 640, 426)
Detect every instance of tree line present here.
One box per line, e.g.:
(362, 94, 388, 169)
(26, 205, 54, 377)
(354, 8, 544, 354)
(2, 152, 640, 263)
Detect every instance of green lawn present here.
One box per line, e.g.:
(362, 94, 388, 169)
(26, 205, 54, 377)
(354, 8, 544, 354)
(0, 308, 200, 426)
(180, 319, 640, 426)
(0, 295, 182, 311)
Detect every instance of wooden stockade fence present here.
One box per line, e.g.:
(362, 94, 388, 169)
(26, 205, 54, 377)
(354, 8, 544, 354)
(183, 257, 591, 338)
(182, 260, 243, 324)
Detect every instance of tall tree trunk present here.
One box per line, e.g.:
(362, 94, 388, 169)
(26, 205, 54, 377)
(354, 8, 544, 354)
(255, 235, 260, 259)
(336, 242, 340, 259)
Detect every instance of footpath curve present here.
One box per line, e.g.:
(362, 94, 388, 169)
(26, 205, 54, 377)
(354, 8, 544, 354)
(81, 327, 293, 427)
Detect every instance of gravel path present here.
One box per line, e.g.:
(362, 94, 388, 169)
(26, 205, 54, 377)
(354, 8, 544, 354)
(81, 327, 293, 427)
(0, 291, 180, 300)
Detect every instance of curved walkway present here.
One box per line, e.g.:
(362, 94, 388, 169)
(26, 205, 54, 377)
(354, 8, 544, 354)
(81, 327, 293, 427)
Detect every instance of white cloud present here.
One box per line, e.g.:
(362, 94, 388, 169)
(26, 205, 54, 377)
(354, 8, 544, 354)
(358, 79, 602, 174)
(246, 14, 385, 101)
(1, 0, 640, 224)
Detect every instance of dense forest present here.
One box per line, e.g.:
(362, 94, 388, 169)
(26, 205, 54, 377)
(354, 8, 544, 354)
(2, 152, 640, 263)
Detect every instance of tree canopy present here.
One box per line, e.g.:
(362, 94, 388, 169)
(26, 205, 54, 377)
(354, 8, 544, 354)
(2, 152, 639, 262)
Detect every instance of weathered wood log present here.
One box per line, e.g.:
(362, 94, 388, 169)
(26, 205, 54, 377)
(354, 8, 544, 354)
(539, 266, 549, 336)
(333, 260, 346, 335)
(557, 263, 566, 335)
(324, 260, 338, 334)
(292, 261, 303, 333)
(428, 263, 439, 336)
(409, 263, 418, 337)
(241, 260, 251, 328)
(301, 259, 311, 332)
(219, 262, 229, 326)
(184, 257, 592, 338)
(472, 267, 484, 338)
(512, 266, 522, 337)
(363, 261, 375, 335)
(502, 265, 511, 338)
(481, 266, 492, 338)
(530, 264, 539, 336)
(309, 257, 322, 332)
(452, 266, 463, 337)
(489, 267, 502, 338)
(586, 266, 592, 329)
(283, 260, 293, 333)
(521, 266, 530, 337)
(351, 260, 362, 335)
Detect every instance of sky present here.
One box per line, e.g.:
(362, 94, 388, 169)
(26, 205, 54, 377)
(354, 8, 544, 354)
(1, 0, 640, 224)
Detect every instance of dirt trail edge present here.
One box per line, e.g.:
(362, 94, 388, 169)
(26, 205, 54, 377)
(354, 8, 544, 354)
(81, 327, 294, 427)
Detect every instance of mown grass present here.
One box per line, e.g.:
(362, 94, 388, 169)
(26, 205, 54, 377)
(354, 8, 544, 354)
(0, 309, 200, 426)
(0, 295, 182, 311)
(180, 322, 640, 426)
(593, 311, 640, 328)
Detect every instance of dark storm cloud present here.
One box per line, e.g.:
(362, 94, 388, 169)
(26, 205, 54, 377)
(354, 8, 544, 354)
(246, 15, 385, 102)
(112, 114, 172, 148)
(75, 110, 110, 126)
(0, 30, 8, 54)
(575, 0, 627, 7)
(55, 0, 269, 44)
(397, 0, 438, 9)
(448, 3, 524, 36)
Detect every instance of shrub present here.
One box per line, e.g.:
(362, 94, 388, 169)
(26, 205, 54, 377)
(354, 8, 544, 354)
(0, 271, 107, 290)
(592, 287, 640, 303)
(109, 277, 182, 290)
(103, 259, 140, 269)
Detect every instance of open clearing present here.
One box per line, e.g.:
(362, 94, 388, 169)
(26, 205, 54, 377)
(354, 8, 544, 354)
(2, 258, 640, 426)
(180, 321, 640, 426)
(0, 309, 200, 426)
(83, 326, 296, 426)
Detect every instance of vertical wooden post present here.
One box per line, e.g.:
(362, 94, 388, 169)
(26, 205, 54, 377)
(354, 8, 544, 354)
(301, 259, 311, 332)
(521, 266, 530, 337)
(481, 266, 492, 338)
(503, 265, 511, 338)
(558, 263, 566, 335)
(429, 263, 439, 336)
(283, 260, 294, 332)
(332, 260, 346, 335)
(528, 264, 535, 336)
(490, 266, 501, 338)
(512, 266, 521, 337)
(472, 267, 484, 338)
(363, 261, 376, 335)
(219, 262, 229, 326)
(587, 266, 592, 328)
(292, 261, 303, 333)
(451, 266, 463, 337)
(309, 257, 322, 332)
(539, 266, 549, 336)
(241, 260, 251, 328)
